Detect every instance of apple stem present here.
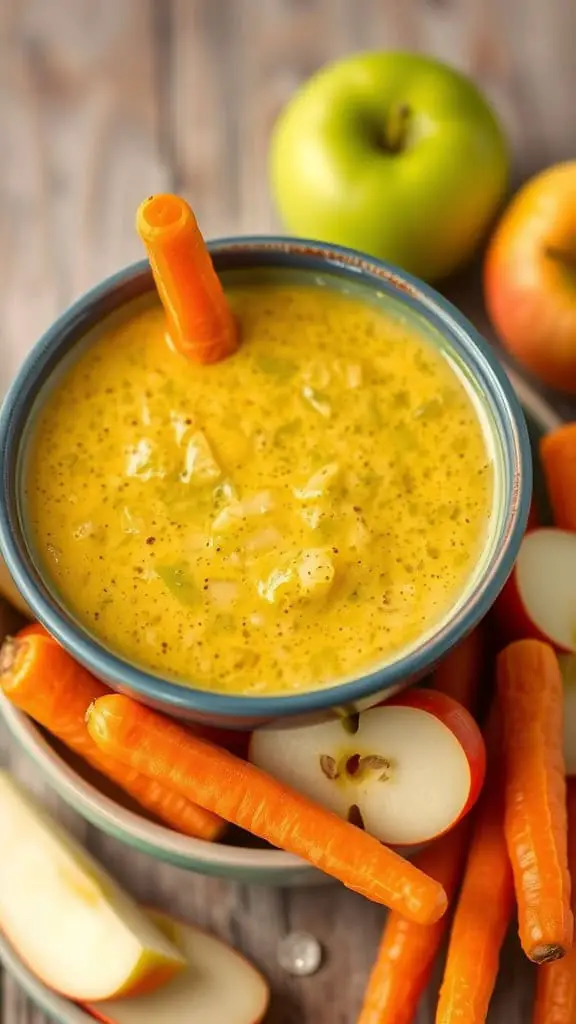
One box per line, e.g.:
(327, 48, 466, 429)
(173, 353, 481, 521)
(383, 104, 410, 154)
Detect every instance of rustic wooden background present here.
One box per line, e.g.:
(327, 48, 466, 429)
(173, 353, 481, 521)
(1, 0, 576, 1020)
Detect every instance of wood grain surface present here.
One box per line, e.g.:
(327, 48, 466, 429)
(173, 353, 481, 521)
(1, 0, 575, 1020)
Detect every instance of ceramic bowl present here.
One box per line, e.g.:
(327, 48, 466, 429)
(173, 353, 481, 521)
(0, 238, 531, 729)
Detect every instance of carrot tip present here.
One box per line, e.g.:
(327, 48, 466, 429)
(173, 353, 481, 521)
(136, 194, 193, 243)
(530, 944, 568, 964)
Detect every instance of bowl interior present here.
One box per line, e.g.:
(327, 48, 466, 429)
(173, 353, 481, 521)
(0, 239, 532, 719)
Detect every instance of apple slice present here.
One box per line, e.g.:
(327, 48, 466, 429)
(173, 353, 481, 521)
(559, 654, 576, 777)
(87, 909, 269, 1024)
(0, 772, 185, 1002)
(249, 689, 485, 846)
(496, 528, 576, 651)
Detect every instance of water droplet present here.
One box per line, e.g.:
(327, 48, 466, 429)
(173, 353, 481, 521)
(277, 931, 322, 976)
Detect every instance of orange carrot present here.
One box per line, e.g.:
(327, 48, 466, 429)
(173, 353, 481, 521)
(541, 424, 576, 531)
(436, 712, 515, 1022)
(87, 694, 448, 923)
(18, 625, 248, 758)
(431, 626, 486, 712)
(358, 822, 471, 1024)
(497, 639, 573, 962)
(359, 646, 482, 1023)
(533, 778, 576, 1023)
(136, 194, 238, 364)
(0, 633, 224, 841)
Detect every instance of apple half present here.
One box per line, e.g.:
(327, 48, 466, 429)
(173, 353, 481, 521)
(87, 909, 269, 1024)
(0, 772, 185, 1002)
(249, 689, 485, 846)
(495, 528, 576, 651)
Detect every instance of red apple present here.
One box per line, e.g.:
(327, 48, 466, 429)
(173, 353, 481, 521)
(87, 909, 269, 1024)
(485, 161, 576, 393)
(248, 689, 485, 846)
(0, 773, 185, 1002)
(495, 528, 576, 650)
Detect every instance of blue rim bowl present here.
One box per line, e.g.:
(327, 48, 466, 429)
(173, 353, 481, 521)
(0, 237, 532, 727)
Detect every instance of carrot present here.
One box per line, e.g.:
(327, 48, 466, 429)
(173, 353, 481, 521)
(0, 632, 224, 842)
(497, 639, 573, 962)
(431, 626, 486, 712)
(533, 778, 576, 1024)
(359, 646, 482, 1023)
(136, 194, 238, 365)
(541, 424, 576, 531)
(436, 712, 515, 1022)
(86, 694, 448, 923)
(358, 822, 471, 1024)
(18, 625, 248, 758)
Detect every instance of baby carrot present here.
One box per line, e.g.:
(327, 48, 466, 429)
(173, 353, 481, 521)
(436, 712, 515, 1023)
(359, 647, 482, 1023)
(87, 694, 448, 923)
(358, 822, 471, 1024)
(431, 626, 486, 712)
(533, 777, 576, 1024)
(541, 424, 576, 531)
(497, 639, 573, 962)
(0, 632, 224, 841)
(136, 194, 238, 365)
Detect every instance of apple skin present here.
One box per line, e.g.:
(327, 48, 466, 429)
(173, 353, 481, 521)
(387, 689, 486, 835)
(270, 51, 509, 283)
(485, 161, 576, 393)
(87, 908, 270, 1024)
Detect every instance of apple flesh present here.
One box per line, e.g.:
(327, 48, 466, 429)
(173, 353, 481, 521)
(495, 528, 576, 650)
(87, 909, 269, 1024)
(485, 161, 576, 393)
(0, 773, 185, 1002)
(270, 51, 509, 283)
(249, 689, 485, 846)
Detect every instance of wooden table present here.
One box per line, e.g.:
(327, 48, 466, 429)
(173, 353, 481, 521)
(1, 1, 576, 1020)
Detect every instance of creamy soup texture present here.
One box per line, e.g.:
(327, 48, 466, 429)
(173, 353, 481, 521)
(27, 277, 493, 695)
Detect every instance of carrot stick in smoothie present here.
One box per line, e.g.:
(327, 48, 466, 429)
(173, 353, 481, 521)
(136, 194, 238, 364)
(87, 693, 448, 923)
(0, 631, 224, 841)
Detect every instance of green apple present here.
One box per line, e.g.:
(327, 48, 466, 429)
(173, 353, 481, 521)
(270, 51, 509, 283)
